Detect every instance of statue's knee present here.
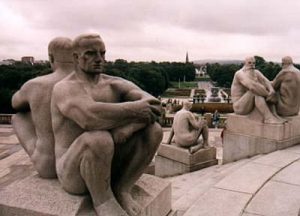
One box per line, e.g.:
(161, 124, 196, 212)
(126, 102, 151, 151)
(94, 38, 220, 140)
(82, 147, 96, 162)
(148, 122, 163, 142)
(79, 131, 114, 156)
(233, 103, 248, 115)
(233, 103, 242, 114)
(32, 155, 56, 178)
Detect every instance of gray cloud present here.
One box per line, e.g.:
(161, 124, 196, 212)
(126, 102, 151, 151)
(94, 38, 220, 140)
(1, 0, 300, 62)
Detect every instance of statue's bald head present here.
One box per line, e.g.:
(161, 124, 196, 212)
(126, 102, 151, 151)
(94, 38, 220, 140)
(282, 56, 293, 68)
(72, 33, 104, 53)
(183, 101, 192, 110)
(48, 37, 73, 63)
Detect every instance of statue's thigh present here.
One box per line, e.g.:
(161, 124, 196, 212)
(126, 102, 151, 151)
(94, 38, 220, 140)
(56, 131, 108, 195)
(233, 92, 255, 115)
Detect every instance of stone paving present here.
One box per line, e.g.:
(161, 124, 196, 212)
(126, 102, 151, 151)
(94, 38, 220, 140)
(1, 124, 300, 215)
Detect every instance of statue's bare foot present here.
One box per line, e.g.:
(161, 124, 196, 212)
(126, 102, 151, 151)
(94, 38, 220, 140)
(189, 144, 202, 154)
(264, 117, 285, 124)
(117, 192, 142, 216)
(203, 141, 209, 149)
(95, 198, 128, 216)
(277, 116, 288, 123)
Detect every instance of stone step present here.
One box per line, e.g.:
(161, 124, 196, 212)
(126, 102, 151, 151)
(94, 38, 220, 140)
(169, 145, 300, 216)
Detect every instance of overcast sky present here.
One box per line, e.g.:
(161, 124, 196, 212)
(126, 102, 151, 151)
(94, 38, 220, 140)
(1, 0, 300, 63)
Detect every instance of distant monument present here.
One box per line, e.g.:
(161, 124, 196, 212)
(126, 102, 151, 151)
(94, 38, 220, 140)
(186, 51, 189, 63)
(222, 56, 300, 164)
(208, 87, 221, 102)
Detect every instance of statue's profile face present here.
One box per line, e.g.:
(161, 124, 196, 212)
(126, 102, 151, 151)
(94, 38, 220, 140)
(77, 38, 106, 74)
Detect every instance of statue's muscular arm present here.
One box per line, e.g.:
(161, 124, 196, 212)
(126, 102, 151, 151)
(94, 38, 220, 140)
(256, 71, 275, 94)
(108, 77, 162, 143)
(52, 81, 155, 131)
(237, 72, 269, 97)
(272, 71, 287, 90)
(12, 83, 30, 111)
(187, 113, 201, 130)
(112, 77, 161, 116)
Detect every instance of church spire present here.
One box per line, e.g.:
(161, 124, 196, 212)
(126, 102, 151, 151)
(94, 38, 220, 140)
(185, 51, 189, 63)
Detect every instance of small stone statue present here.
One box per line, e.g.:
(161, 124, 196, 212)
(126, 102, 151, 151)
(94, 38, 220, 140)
(272, 56, 300, 116)
(11, 37, 74, 178)
(167, 101, 209, 153)
(231, 56, 284, 124)
(51, 33, 162, 216)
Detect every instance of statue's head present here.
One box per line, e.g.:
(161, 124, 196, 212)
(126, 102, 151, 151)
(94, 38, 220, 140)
(183, 101, 192, 111)
(282, 56, 293, 68)
(244, 56, 256, 70)
(72, 33, 106, 75)
(48, 37, 73, 70)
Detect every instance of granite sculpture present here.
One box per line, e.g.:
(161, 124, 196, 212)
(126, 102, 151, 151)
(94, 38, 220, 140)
(231, 56, 284, 124)
(208, 87, 221, 102)
(51, 33, 163, 216)
(223, 56, 300, 164)
(272, 56, 300, 117)
(156, 101, 216, 177)
(167, 101, 208, 153)
(11, 37, 74, 178)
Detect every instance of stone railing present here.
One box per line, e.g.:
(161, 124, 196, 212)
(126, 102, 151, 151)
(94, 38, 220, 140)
(0, 114, 12, 124)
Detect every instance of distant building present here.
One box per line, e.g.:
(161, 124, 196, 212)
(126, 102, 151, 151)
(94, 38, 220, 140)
(0, 59, 15, 65)
(21, 56, 34, 64)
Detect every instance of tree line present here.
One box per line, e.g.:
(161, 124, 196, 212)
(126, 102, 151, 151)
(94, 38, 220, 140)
(0, 60, 195, 113)
(206, 56, 300, 88)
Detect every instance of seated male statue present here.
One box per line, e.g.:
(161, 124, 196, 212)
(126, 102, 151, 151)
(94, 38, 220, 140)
(167, 101, 208, 153)
(231, 56, 284, 124)
(11, 37, 74, 178)
(272, 56, 300, 116)
(51, 33, 162, 216)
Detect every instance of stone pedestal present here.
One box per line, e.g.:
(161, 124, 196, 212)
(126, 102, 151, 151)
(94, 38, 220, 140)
(222, 114, 300, 164)
(0, 174, 171, 216)
(155, 143, 217, 177)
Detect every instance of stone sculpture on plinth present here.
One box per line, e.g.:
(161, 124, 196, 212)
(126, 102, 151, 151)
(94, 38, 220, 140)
(2, 34, 172, 216)
(11, 37, 74, 178)
(51, 33, 163, 216)
(155, 101, 217, 177)
(223, 56, 300, 164)
(231, 56, 284, 124)
(167, 101, 208, 153)
(272, 56, 300, 117)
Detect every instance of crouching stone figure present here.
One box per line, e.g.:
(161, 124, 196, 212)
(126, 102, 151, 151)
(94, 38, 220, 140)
(167, 101, 209, 153)
(51, 33, 163, 216)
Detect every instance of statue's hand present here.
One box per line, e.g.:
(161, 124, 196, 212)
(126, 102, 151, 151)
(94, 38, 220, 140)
(112, 129, 128, 144)
(144, 98, 162, 117)
(266, 91, 277, 104)
(130, 99, 162, 123)
(128, 100, 156, 124)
